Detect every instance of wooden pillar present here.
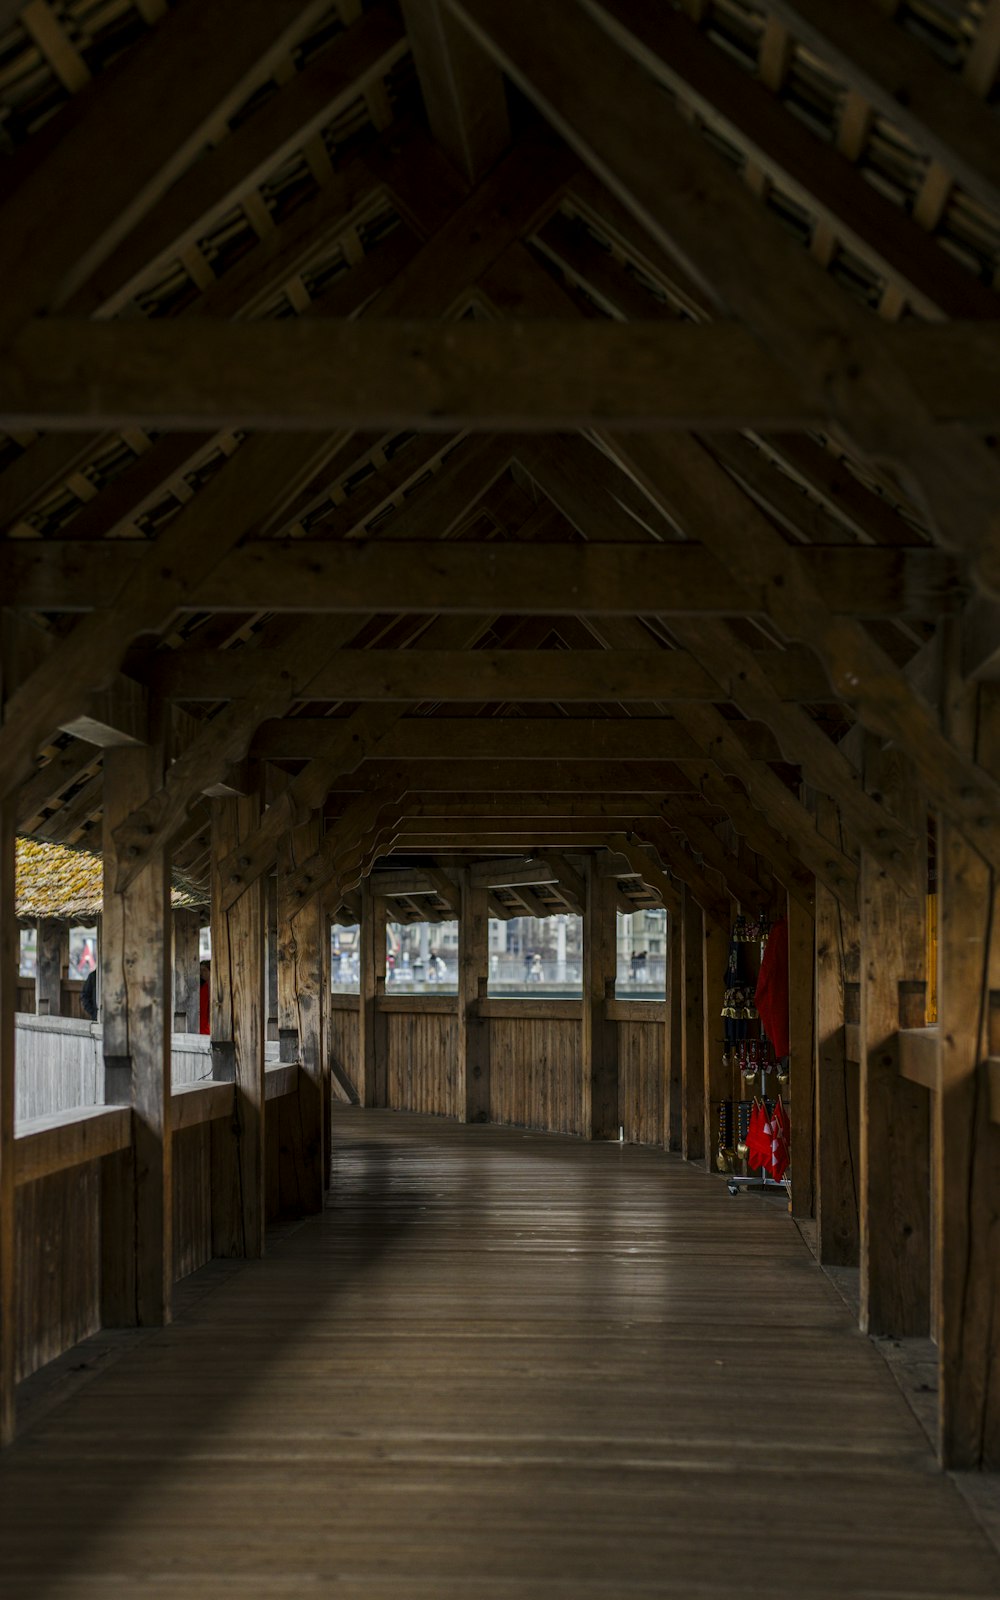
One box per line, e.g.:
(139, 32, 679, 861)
(458, 869, 490, 1123)
(583, 857, 619, 1140)
(172, 908, 201, 1033)
(277, 818, 325, 1214)
(702, 909, 729, 1172)
(1, 798, 16, 1443)
(101, 742, 172, 1327)
(665, 909, 682, 1151)
(266, 873, 279, 1044)
(359, 877, 387, 1108)
(210, 793, 266, 1257)
(859, 737, 930, 1337)
(788, 892, 816, 1218)
(680, 887, 705, 1161)
(815, 795, 860, 1265)
(35, 917, 67, 1016)
(936, 675, 1000, 1469)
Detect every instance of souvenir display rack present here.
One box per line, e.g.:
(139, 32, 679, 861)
(715, 913, 791, 1197)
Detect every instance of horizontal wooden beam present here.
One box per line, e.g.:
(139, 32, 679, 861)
(25, 541, 950, 628)
(376, 995, 459, 1014)
(476, 999, 582, 1020)
(267, 722, 775, 769)
(323, 758, 711, 796)
(0, 319, 995, 431)
(14, 1105, 132, 1186)
(605, 999, 664, 1022)
(451, 0, 1000, 588)
(152, 644, 849, 704)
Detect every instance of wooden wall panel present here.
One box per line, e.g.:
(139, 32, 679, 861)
(172, 1124, 212, 1283)
(618, 1020, 664, 1146)
(488, 1016, 583, 1137)
(387, 1012, 458, 1118)
(266, 1088, 313, 1224)
(16, 1163, 100, 1382)
(329, 1002, 360, 1102)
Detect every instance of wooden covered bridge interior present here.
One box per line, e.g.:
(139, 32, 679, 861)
(1, 0, 1000, 1592)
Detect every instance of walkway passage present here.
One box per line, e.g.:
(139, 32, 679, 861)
(2, 1109, 998, 1599)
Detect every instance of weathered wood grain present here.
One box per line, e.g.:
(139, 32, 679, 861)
(0, 799, 15, 1442)
(277, 818, 326, 1215)
(3, 318, 998, 430)
(859, 738, 930, 1338)
(4, 1108, 999, 1596)
(14, 1106, 132, 1186)
(583, 859, 619, 1140)
(936, 675, 1000, 1469)
(618, 1019, 664, 1146)
(814, 795, 860, 1267)
(458, 871, 490, 1123)
(359, 882, 387, 1109)
(680, 888, 705, 1162)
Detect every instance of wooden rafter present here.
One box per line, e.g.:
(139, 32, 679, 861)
(445, 0, 1000, 589)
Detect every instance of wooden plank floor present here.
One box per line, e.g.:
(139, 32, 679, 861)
(2, 1107, 999, 1599)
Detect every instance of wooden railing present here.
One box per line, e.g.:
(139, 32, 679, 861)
(12, 1063, 305, 1390)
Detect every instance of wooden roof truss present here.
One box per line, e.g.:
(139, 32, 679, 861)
(1, 0, 999, 921)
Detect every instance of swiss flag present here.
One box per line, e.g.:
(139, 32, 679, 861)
(770, 1096, 790, 1182)
(745, 1099, 770, 1172)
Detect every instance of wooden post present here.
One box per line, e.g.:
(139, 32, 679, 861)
(936, 674, 1000, 1469)
(266, 873, 279, 1044)
(277, 819, 325, 1214)
(815, 796, 861, 1265)
(859, 736, 930, 1337)
(458, 869, 490, 1123)
(788, 892, 816, 1218)
(172, 908, 201, 1033)
(210, 793, 266, 1257)
(0, 798, 16, 1444)
(680, 887, 705, 1161)
(359, 877, 387, 1108)
(35, 917, 67, 1017)
(666, 909, 682, 1151)
(583, 856, 619, 1140)
(702, 909, 729, 1172)
(101, 741, 172, 1326)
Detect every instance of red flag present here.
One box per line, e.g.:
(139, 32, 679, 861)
(770, 1096, 790, 1182)
(746, 1099, 770, 1171)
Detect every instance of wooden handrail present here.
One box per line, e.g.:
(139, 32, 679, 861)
(477, 999, 583, 1021)
(377, 994, 459, 1015)
(264, 1063, 300, 1101)
(171, 1080, 232, 1132)
(604, 999, 664, 1022)
(15, 1062, 304, 1182)
(14, 1105, 131, 1187)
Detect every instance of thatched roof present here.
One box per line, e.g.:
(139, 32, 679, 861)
(16, 837, 207, 925)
